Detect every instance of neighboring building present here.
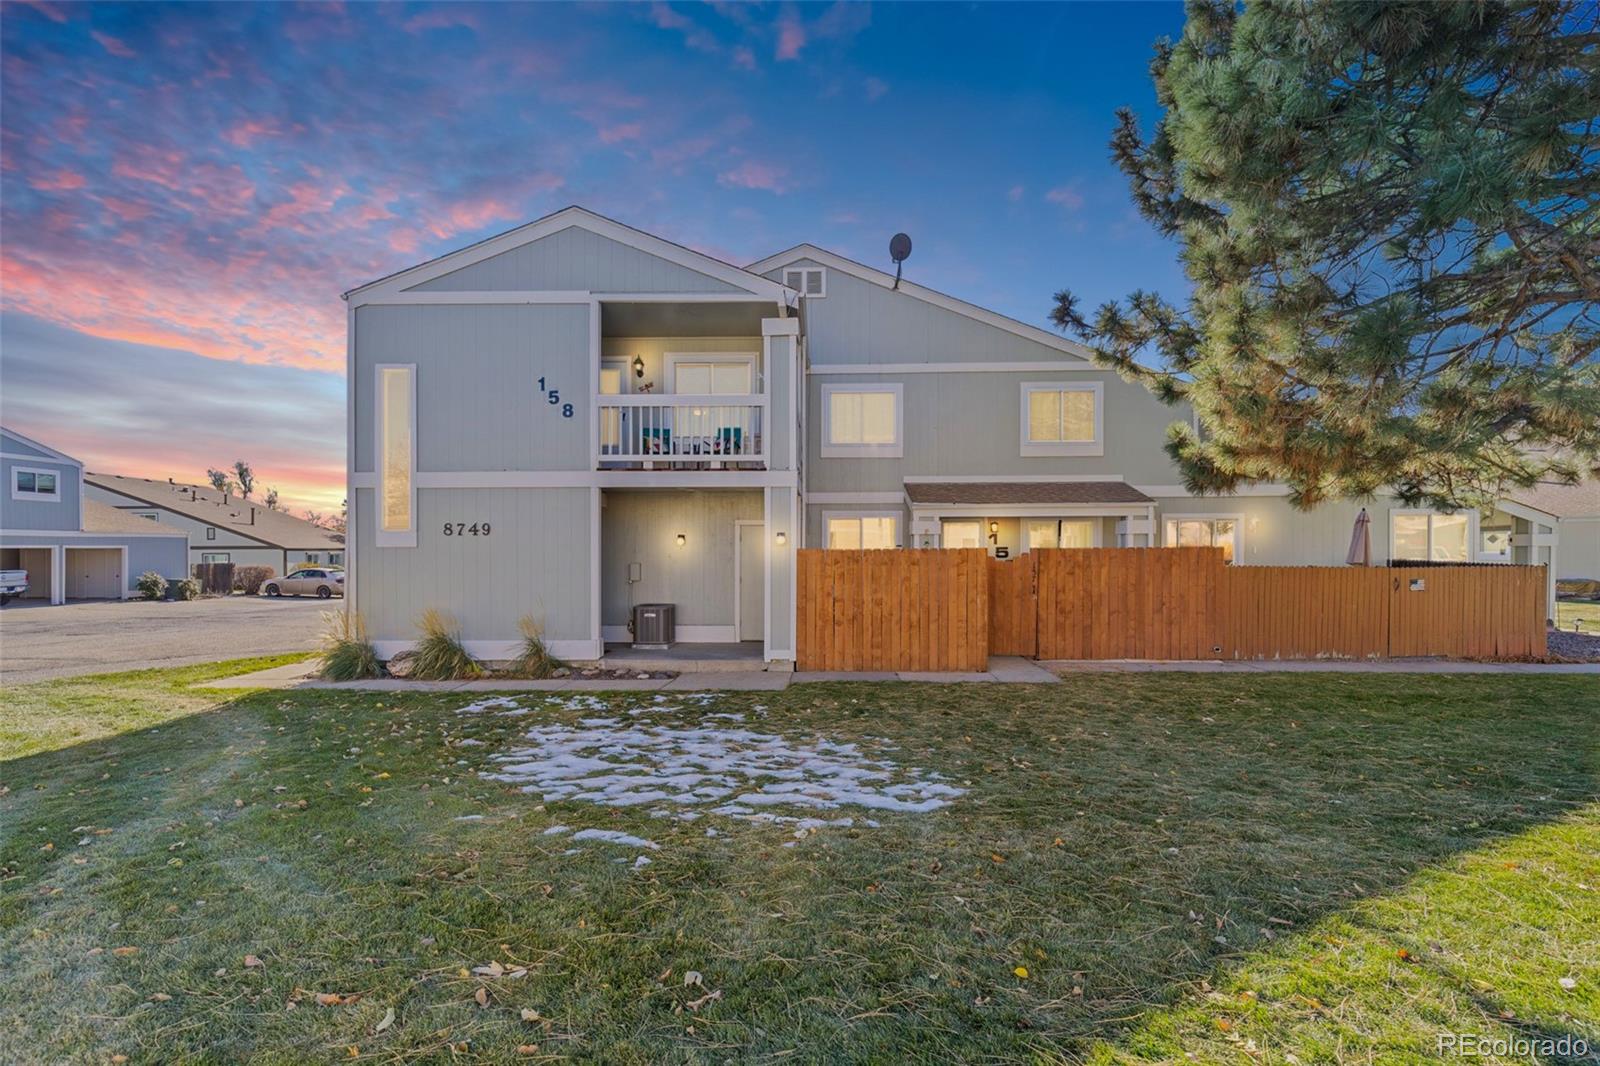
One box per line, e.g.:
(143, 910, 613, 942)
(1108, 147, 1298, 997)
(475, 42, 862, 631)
(84, 473, 344, 574)
(341, 206, 1568, 665)
(1510, 477, 1600, 581)
(1, 427, 188, 603)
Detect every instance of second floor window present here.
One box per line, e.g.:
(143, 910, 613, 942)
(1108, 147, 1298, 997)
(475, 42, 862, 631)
(822, 384, 903, 457)
(11, 467, 60, 501)
(1020, 382, 1103, 457)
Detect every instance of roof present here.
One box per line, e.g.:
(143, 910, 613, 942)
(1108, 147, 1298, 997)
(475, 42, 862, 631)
(81, 499, 187, 537)
(746, 243, 1096, 362)
(0, 425, 83, 467)
(904, 481, 1153, 506)
(85, 473, 342, 549)
(1508, 477, 1600, 520)
(343, 204, 795, 303)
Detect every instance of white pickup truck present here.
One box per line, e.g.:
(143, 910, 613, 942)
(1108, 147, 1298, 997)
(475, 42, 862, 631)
(0, 568, 29, 605)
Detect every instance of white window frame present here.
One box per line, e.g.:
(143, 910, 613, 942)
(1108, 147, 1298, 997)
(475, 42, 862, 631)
(10, 465, 62, 502)
(822, 510, 901, 550)
(1022, 517, 1102, 551)
(1020, 381, 1104, 457)
(820, 383, 904, 458)
(782, 266, 826, 299)
(940, 519, 984, 549)
(375, 362, 418, 548)
(1162, 513, 1243, 562)
(200, 552, 231, 564)
(1388, 508, 1477, 563)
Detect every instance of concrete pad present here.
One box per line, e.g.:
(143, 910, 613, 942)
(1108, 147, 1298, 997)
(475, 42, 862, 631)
(895, 671, 993, 683)
(791, 671, 901, 683)
(986, 656, 1062, 683)
(197, 660, 319, 689)
(662, 671, 790, 691)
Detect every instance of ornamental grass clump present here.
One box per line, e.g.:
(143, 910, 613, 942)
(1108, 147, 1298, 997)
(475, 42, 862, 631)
(505, 615, 564, 679)
(410, 608, 482, 680)
(318, 610, 382, 681)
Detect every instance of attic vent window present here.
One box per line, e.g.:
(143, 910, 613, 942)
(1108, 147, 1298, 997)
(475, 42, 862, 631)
(783, 267, 826, 298)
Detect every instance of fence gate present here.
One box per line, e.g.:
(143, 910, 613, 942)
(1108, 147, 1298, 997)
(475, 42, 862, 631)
(988, 555, 1038, 657)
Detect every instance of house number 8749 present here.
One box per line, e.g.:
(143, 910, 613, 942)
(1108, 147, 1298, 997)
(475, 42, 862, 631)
(443, 523, 491, 536)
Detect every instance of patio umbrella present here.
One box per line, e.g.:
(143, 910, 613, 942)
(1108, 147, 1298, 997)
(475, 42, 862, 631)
(1346, 507, 1372, 566)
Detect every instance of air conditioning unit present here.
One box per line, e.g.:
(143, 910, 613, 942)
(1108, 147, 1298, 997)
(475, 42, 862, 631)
(632, 603, 675, 648)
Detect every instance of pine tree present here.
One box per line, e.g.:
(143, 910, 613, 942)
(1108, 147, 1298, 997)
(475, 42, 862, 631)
(1055, 0, 1599, 510)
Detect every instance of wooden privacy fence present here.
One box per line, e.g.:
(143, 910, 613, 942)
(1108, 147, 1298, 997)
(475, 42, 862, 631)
(799, 547, 1546, 669)
(796, 549, 989, 671)
(191, 562, 236, 596)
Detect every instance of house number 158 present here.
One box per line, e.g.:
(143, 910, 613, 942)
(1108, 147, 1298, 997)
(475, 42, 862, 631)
(537, 376, 574, 418)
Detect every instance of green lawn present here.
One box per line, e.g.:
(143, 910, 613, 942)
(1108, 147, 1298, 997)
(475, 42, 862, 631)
(1557, 599, 1600, 632)
(2, 665, 1596, 1064)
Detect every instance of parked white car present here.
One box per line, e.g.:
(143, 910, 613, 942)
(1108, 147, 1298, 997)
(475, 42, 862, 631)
(262, 568, 344, 599)
(0, 569, 27, 605)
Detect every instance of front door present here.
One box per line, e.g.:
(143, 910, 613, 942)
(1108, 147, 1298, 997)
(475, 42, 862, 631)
(737, 521, 764, 642)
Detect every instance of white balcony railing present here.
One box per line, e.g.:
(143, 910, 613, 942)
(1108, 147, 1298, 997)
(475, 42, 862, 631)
(597, 393, 767, 466)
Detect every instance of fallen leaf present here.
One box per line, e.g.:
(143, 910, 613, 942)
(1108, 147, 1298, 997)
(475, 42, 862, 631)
(316, 992, 359, 1006)
(520, 1008, 541, 1022)
(1559, 977, 1577, 990)
(474, 986, 489, 1007)
(112, 946, 138, 957)
(517, 1045, 539, 1056)
(244, 954, 264, 968)
(685, 988, 722, 1010)
(374, 1006, 395, 1033)
(1013, 966, 1029, 979)
(347, 1047, 359, 1059)
(472, 961, 506, 978)
(149, 992, 172, 1002)
(990, 853, 1006, 864)
(1396, 949, 1412, 962)
(683, 970, 703, 988)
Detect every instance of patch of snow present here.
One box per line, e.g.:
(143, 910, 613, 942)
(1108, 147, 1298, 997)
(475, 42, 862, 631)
(454, 815, 485, 821)
(458, 697, 524, 715)
(542, 825, 571, 836)
(632, 855, 652, 869)
(477, 716, 963, 833)
(571, 828, 660, 850)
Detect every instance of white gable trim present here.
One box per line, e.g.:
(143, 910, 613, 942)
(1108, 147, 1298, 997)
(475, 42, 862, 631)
(0, 426, 83, 467)
(747, 244, 1095, 362)
(344, 206, 795, 305)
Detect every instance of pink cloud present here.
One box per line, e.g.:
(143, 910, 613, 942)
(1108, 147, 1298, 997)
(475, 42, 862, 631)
(718, 159, 789, 194)
(1045, 185, 1085, 211)
(598, 122, 644, 145)
(648, 3, 691, 31)
(29, 168, 87, 192)
(18, 1, 68, 23)
(91, 31, 134, 58)
(731, 45, 756, 70)
(775, 18, 805, 60)
(403, 7, 479, 33)
(1008, 184, 1025, 202)
(222, 118, 286, 148)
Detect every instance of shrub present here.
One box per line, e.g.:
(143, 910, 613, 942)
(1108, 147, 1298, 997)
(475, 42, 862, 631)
(318, 610, 382, 681)
(505, 615, 565, 678)
(410, 608, 482, 681)
(171, 577, 201, 601)
(235, 566, 275, 596)
(135, 570, 167, 600)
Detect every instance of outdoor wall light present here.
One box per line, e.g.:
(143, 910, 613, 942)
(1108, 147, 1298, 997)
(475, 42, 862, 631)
(774, 531, 787, 545)
(675, 533, 686, 546)
(632, 355, 645, 378)
(988, 521, 1000, 535)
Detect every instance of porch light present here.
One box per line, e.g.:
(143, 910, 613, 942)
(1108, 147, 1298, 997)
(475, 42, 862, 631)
(988, 521, 999, 535)
(774, 531, 787, 545)
(632, 355, 645, 378)
(675, 533, 686, 546)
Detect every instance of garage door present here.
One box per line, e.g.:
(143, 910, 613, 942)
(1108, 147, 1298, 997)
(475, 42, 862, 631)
(65, 548, 122, 600)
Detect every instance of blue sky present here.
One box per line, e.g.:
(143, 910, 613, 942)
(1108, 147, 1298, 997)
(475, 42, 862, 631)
(0, 1, 1188, 511)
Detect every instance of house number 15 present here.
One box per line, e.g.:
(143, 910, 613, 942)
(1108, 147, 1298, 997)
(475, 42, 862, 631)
(537, 376, 574, 418)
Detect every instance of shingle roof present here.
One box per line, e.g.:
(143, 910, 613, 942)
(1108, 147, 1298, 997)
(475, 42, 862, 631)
(904, 481, 1153, 505)
(82, 499, 187, 536)
(85, 473, 342, 549)
(1509, 478, 1600, 519)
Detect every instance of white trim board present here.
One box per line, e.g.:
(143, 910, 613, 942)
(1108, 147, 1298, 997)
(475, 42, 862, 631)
(1134, 484, 1294, 498)
(805, 491, 905, 505)
(344, 206, 794, 305)
(747, 244, 1095, 362)
(350, 470, 800, 490)
(0, 428, 84, 467)
(0, 527, 186, 539)
(810, 361, 1103, 375)
(904, 474, 1125, 484)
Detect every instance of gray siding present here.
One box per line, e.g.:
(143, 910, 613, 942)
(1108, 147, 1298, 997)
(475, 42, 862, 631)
(1, 453, 81, 531)
(353, 304, 591, 472)
(1558, 519, 1600, 579)
(1, 430, 55, 460)
(600, 489, 762, 629)
(409, 226, 744, 294)
(805, 370, 1189, 491)
(352, 486, 592, 644)
(772, 258, 1074, 366)
(117, 535, 190, 589)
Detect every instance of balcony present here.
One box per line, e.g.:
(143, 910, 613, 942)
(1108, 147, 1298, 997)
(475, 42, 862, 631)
(598, 393, 767, 468)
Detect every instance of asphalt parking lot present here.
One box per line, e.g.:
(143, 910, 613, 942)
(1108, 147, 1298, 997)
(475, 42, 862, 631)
(0, 596, 326, 684)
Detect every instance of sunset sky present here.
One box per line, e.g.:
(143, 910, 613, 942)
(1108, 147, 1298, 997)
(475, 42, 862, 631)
(0, 1, 1187, 516)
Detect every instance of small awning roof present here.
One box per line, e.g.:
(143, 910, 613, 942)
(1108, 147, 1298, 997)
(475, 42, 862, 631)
(904, 481, 1152, 506)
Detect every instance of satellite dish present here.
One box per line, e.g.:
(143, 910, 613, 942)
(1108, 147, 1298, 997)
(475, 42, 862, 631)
(889, 232, 912, 289)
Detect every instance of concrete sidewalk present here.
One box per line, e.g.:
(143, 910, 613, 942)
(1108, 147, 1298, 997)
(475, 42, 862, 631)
(195, 654, 1597, 692)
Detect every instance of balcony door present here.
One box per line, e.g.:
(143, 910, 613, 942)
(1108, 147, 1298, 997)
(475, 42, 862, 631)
(666, 354, 756, 454)
(599, 360, 625, 453)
